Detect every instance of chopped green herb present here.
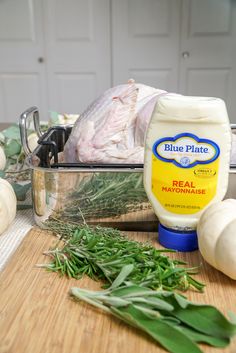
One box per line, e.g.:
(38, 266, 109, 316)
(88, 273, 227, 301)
(41, 219, 204, 292)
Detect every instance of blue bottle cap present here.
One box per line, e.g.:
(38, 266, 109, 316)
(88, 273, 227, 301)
(158, 223, 198, 252)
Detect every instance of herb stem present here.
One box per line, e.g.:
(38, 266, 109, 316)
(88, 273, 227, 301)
(41, 220, 205, 292)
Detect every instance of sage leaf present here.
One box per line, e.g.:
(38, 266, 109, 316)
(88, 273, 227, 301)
(173, 293, 189, 309)
(178, 326, 229, 348)
(170, 303, 236, 339)
(132, 296, 174, 312)
(111, 305, 203, 353)
(112, 285, 154, 298)
(97, 295, 130, 307)
(69, 264, 236, 353)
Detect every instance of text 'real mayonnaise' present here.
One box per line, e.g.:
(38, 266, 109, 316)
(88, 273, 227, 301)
(144, 95, 232, 251)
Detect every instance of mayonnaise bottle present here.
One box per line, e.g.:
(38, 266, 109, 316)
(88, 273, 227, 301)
(144, 95, 232, 251)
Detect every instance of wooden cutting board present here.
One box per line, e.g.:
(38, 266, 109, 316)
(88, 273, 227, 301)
(0, 227, 236, 353)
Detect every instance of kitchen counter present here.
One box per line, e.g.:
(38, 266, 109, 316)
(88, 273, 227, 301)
(0, 226, 236, 353)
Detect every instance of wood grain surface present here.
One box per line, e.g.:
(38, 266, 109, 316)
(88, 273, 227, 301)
(0, 227, 236, 353)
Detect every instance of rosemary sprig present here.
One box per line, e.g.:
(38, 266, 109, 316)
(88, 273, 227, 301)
(41, 219, 204, 292)
(56, 172, 151, 221)
(70, 265, 236, 353)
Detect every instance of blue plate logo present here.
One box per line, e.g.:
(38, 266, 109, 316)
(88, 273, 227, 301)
(153, 133, 220, 168)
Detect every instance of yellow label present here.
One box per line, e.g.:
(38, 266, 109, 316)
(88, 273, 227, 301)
(151, 133, 219, 215)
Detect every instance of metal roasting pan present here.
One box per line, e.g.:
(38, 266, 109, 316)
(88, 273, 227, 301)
(19, 107, 236, 231)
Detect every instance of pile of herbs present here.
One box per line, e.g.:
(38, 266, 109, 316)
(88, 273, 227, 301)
(56, 172, 151, 221)
(41, 219, 236, 353)
(43, 219, 204, 292)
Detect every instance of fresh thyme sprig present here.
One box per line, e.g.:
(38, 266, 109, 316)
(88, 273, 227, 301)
(41, 219, 204, 292)
(55, 172, 151, 221)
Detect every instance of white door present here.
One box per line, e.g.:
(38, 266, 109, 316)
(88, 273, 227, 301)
(43, 0, 111, 115)
(111, 0, 182, 92)
(1, 1, 236, 123)
(0, 0, 48, 123)
(179, 0, 236, 123)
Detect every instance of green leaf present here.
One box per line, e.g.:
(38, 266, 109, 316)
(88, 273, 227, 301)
(132, 296, 174, 312)
(171, 302, 236, 339)
(2, 125, 21, 140)
(178, 326, 229, 348)
(69, 283, 236, 353)
(4, 139, 21, 157)
(173, 293, 189, 309)
(86, 236, 100, 250)
(112, 285, 154, 298)
(98, 295, 130, 307)
(157, 293, 236, 339)
(12, 183, 31, 201)
(0, 171, 5, 178)
(110, 264, 134, 289)
(111, 305, 203, 353)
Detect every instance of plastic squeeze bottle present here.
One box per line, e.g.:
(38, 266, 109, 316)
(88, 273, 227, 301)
(144, 95, 232, 251)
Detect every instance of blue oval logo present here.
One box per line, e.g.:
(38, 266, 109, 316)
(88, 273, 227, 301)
(152, 132, 220, 168)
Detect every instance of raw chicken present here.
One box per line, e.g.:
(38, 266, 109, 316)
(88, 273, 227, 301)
(63, 80, 166, 164)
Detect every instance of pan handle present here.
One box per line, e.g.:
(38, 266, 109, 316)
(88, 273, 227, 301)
(19, 106, 43, 156)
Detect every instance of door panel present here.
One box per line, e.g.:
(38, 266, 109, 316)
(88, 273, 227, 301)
(0, 0, 47, 122)
(43, 0, 111, 114)
(112, 0, 181, 91)
(54, 73, 97, 113)
(55, 0, 93, 41)
(186, 69, 230, 101)
(189, 0, 231, 35)
(0, 0, 35, 41)
(180, 0, 236, 123)
(128, 0, 171, 37)
(1, 74, 43, 121)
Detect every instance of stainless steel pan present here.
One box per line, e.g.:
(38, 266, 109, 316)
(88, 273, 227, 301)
(19, 107, 236, 231)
